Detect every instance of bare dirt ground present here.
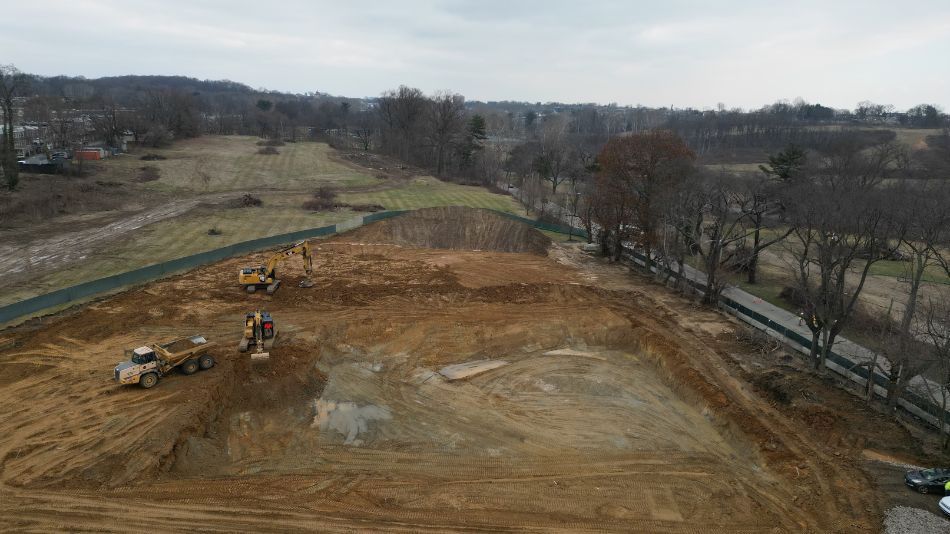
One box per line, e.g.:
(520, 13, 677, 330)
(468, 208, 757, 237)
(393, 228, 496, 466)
(0, 208, 926, 532)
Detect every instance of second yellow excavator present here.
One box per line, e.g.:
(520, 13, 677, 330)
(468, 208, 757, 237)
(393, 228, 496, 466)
(238, 240, 314, 294)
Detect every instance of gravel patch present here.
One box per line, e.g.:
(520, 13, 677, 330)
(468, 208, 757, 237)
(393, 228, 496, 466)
(883, 506, 950, 534)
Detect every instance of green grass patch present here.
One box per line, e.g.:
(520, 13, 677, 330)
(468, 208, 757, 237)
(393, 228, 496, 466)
(867, 260, 950, 285)
(91, 136, 378, 193)
(736, 277, 792, 311)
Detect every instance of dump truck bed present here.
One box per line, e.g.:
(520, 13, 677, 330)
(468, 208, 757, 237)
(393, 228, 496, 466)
(155, 335, 215, 366)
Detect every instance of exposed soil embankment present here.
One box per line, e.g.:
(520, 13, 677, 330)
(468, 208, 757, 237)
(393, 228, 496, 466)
(343, 206, 551, 255)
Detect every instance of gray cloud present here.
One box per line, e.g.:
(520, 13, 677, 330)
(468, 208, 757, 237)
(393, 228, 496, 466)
(2, 0, 948, 109)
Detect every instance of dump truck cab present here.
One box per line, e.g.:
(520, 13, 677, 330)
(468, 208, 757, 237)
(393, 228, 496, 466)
(114, 347, 161, 384)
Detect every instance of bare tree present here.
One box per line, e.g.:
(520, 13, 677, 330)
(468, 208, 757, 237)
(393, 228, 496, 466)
(0, 64, 29, 190)
(536, 114, 570, 193)
(378, 86, 426, 163)
(895, 181, 950, 335)
(784, 142, 902, 370)
(676, 171, 792, 305)
(352, 110, 376, 151)
(425, 91, 465, 176)
(595, 130, 695, 268)
(922, 298, 950, 448)
(744, 144, 806, 283)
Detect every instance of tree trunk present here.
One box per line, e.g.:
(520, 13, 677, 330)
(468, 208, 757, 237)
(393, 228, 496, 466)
(810, 330, 821, 370)
(747, 221, 762, 284)
(702, 253, 719, 306)
(818, 329, 832, 372)
(612, 227, 623, 262)
(885, 361, 907, 409)
(599, 229, 611, 256)
(900, 253, 927, 335)
(643, 244, 653, 274)
(866, 351, 879, 403)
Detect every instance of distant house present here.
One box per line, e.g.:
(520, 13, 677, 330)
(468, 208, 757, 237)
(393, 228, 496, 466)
(1, 124, 44, 158)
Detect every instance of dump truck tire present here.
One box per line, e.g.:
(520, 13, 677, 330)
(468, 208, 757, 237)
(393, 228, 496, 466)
(181, 359, 199, 375)
(140, 373, 159, 389)
(199, 354, 215, 370)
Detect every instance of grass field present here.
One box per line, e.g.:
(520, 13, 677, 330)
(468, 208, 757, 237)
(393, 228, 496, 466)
(88, 136, 380, 193)
(868, 259, 950, 285)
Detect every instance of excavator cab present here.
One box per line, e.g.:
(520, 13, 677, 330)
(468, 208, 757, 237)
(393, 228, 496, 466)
(250, 312, 276, 340)
(239, 310, 278, 361)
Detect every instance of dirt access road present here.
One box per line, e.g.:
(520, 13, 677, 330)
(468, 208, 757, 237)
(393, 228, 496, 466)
(0, 208, 884, 532)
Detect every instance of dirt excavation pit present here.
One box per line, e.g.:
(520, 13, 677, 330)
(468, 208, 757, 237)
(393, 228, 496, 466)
(173, 331, 749, 482)
(0, 209, 882, 532)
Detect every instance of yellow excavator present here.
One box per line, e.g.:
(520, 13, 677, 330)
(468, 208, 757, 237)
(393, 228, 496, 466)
(238, 240, 314, 294)
(238, 310, 277, 361)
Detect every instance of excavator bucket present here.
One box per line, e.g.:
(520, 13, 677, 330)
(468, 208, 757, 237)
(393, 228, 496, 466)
(251, 346, 270, 363)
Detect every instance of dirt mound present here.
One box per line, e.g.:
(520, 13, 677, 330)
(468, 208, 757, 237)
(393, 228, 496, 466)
(343, 206, 551, 255)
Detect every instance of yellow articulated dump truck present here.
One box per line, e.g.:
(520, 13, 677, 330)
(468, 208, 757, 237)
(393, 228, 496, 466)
(113, 335, 217, 389)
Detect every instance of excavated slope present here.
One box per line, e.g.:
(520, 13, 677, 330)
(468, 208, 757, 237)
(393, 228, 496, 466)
(344, 206, 551, 255)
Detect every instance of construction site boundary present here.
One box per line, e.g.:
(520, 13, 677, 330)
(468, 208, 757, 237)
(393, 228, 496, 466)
(621, 247, 950, 432)
(0, 208, 584, 326)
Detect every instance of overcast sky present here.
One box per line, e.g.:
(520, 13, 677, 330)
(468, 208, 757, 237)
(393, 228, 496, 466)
(3, 0, 949, 110)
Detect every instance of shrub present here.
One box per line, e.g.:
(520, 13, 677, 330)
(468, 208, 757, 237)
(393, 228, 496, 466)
(256, 139, 285, 147)
(137, 166, 161, 182)
(230, 193, 262, 208)
(142, 126, 172, 148)
(302, 197, 337, 211)
(315, 186, 337, 201)
(778, 286, 807, 308)
(348, 203, 385, 212)
(208, 227, 222, 236)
